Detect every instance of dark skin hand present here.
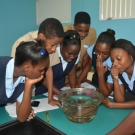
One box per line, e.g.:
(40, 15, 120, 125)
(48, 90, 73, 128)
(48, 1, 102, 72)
(49, 65, 77, 107)
(107, 110, 135, 135)
(81, 52, 92, 83)
(111, 65, 125, 102)
(96, 55, 113, 97)
(103, 98, 135, 109)
(68, 65, 77, 88)
(81, 51, 90, 69)
(45, 67, 61, 106)
(16, 75, 44, 122)
(103, 66, 135, 109)
(76, 53, 92, 87)
(43, 65, 77, 94)
(42, 77, 61, 106)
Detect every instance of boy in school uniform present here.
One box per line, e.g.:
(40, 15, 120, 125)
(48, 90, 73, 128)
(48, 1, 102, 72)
(11, 18, 64, 106)
(0, 40, 49, 122)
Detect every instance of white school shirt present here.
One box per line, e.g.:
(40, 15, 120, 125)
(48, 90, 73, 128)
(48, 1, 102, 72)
(107, 62, 135, 91)
(57, 46, 80, 71)
(87, 44, 112, 69)
(5, 58, 25, 102)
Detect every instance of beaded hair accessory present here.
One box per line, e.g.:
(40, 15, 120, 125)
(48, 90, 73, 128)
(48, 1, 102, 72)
(40, 49, 46, 56)
(65, 34, 80, 40)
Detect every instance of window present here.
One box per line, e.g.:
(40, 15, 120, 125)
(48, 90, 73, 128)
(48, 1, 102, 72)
(36, 0, 71, 25)
(100, 0, 135, 20)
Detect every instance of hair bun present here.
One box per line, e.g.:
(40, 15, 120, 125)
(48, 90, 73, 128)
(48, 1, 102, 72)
(107, 29, 115, 36)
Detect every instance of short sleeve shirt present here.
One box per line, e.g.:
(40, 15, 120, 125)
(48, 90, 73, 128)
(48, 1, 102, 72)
(11, 31, 60, 67)
(107, 63, 135, 90)
(57, 46, 80, 71)
(6, 58, 25, 102)
(87, 45, 112, 69)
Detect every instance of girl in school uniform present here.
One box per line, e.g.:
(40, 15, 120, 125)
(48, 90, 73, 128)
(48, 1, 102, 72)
(35, 30, 81, 95)
(0, 40, 49, 122)
(77, 29, 115, 97)
(104, 39, 135, 108)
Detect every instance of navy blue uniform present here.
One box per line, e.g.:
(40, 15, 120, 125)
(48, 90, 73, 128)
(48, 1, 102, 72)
(0, 57, 24, 106)
(35, 58, 77, 95)
(91, 46, 110, 86)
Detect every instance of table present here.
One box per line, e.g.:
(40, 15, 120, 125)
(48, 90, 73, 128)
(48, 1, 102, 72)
(0, 95, 133, 135)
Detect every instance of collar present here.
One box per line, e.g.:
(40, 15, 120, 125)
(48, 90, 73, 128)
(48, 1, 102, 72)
(122, 62, 135, 82)
(6, 58, 14, 79)
(57, 45, 64, 62)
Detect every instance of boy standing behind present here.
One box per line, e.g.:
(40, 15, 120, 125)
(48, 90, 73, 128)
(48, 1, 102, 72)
(64, 11, 96, 83)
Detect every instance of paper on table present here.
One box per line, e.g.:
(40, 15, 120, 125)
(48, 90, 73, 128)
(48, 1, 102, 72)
(61, 82, 96, 90)
(43, 82, 96, 97)
(5, 98, 59, 117)
(5, 103, 17, 117)
(43, 93, 58, 100)
(32, 98, 59, 113)
(80, 82, 96, 90)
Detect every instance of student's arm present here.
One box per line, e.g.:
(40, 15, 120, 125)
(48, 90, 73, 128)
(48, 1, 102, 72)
(45, 67, 53, 100)
(81, 52, 90, 70)
(98, 81, 113, 97)
(45, 67, 60, 106)
(68, 65, 77, 88)
(42, 77, 61, 95)
(52, 86, 61, 95)
(16, 75, 44, 122)
(77, 54, 92, 87)
(103, 67, 135, 109)
(96, 56, 113, 96)
(113, 79, 125, 102)
(103, 98, 135, 109)
(107, 110, 135, 135)
(111, 66, 125, 102)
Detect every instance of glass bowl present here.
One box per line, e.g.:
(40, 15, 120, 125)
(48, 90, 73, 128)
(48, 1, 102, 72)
(58, 88, 104, 123)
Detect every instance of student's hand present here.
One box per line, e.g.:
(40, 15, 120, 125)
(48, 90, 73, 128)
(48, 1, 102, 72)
(76, 82, 82, 88)
(25, 75, 44, 86)
(103, 98, 112, 108)
(111, 65, 121, 80)
(28, 108, 35, 119)
(96, 55, 108, 76)
(48, 99, 61, 106)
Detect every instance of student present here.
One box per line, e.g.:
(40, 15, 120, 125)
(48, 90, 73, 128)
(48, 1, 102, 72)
(103, 39, 135, 109)
(11, 18, 64, 106)
(107, 110, 135, 135)
(64, 11, 97, 83)
(35, 30, 81, 95)
(0, 40, 49, 122)
(77, 29, 115, 96)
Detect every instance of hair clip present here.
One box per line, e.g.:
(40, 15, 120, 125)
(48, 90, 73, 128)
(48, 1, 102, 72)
(40, 50, 46, 56)
(72, 34, 80, 40)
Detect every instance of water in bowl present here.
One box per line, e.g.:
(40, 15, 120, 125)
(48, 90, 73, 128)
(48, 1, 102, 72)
(62, 94, 98, 123)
